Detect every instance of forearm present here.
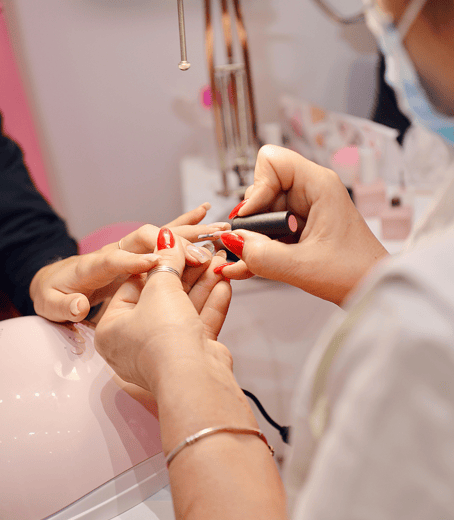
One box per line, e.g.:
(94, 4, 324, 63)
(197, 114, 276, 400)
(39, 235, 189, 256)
(154, 355, 288, 520)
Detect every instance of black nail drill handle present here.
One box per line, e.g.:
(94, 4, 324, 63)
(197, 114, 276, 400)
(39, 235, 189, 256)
(231, 211, 298, 239)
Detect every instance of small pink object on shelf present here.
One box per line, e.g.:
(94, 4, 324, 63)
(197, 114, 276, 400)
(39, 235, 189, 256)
(381, 196, 413, 240)
(353, 147, 386, 218)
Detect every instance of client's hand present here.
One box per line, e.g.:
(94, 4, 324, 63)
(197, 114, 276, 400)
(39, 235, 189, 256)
(94, 228, 232, 397)
(95, 230, 286, 520)
(30, 203, 230, 323)
(216, 146, 389, 305)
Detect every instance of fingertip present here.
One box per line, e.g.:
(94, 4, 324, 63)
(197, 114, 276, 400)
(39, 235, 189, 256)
(220, 232, 244, 257)
(157, 228, 175, 250)
(243, 184, 254, 200)
(186, 244, 212, 265)
(236, 199, 251, 217)
(153, 232, 186, 274)
(201, 201, 211, 211)
(69, 295, 90, 321)
(228, 199, 248, 220)
(213, 262, 235, 275)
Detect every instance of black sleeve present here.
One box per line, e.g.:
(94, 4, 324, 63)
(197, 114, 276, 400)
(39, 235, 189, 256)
(0, 113, 78, 315)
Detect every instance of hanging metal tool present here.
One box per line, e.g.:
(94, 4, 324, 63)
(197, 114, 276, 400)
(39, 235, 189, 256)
(177, 0, 190, 70)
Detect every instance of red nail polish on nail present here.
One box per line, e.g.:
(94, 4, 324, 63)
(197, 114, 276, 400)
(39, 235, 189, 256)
(157, 228, 175, 250)
(220, 233, 244, 257)
(213, 262, 235, 275)
(228, 199, 248, 220)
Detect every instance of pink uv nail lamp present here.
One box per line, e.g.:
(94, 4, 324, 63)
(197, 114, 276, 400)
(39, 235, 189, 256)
(0, 316, 168, 520)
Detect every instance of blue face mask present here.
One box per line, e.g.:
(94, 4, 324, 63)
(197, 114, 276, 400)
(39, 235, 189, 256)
(364, 0, 454, 145)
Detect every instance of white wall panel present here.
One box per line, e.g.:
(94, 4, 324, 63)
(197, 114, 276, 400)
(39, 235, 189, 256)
(4, 0, 377, 239)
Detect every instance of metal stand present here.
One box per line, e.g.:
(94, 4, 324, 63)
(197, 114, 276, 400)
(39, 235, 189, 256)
(204, 0, 259, 197)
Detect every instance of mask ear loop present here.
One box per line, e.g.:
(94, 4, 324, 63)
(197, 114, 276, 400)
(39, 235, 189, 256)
(397, 0, 428, 38)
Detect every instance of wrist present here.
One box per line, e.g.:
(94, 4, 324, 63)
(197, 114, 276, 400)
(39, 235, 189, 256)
(152, 344, 236, 405)
(152, 351, 257, 456)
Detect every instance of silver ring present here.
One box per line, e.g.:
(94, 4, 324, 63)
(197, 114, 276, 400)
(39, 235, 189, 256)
(118, 239, 123, 250)
(147, 266, 181, 280)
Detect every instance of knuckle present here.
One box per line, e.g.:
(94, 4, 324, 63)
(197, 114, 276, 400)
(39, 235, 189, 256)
(244, 239, 268, 269)
(95, 253, 118, 278)
(324, 166, 343, 186)
(136, 224, 158, 247)
(217, 343, 234, 370)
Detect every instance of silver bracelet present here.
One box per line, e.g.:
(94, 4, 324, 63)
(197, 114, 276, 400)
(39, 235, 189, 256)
(165, 426, 274, 468)
(147, 265, 181, 280)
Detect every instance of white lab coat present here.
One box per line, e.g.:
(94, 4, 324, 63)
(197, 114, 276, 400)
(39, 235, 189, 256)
(285, 170, 454, 518)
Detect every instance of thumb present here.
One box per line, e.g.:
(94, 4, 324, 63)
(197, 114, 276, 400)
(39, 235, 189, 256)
(219, 230, 299, 284)
(36, 292, 91, 323)
(235, 146, 287, 217)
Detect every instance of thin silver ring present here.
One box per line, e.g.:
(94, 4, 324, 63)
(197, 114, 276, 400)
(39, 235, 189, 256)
(118, 239, 123, 250)
(147, 265, 181, 280)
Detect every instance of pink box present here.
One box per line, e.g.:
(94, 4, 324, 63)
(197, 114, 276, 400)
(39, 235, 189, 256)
(352, 178, 387, 218)
(381, 203, 413, 240)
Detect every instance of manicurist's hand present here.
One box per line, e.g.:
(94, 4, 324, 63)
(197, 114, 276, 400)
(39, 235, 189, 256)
(30, 203, 230, 323)
(215, 146, 389, 305)
(95, 229, 287, 520)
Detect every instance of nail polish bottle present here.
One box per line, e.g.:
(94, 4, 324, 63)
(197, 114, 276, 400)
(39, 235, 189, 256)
(352, 147, 387, 218)
(380, 196, 413, 240)
(330, 146, 360, 201)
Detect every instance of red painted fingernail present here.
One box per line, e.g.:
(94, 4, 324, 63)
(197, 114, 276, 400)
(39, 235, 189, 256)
(157, 228, 175, 250)
(220, 233, 244, 257)
(213, 262, 235, 275)
(228, 199, 248, 220)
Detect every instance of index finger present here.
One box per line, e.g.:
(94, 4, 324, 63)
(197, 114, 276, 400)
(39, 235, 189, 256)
(171, 222, 230, 243)
(212, 258, 254, 281)
(238, 145, 316, 218)
(117, 223, 230, 254)
(165, 202, 211, 227)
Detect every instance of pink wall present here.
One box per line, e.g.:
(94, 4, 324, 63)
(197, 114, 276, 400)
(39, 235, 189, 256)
(0, 9, 52, 202)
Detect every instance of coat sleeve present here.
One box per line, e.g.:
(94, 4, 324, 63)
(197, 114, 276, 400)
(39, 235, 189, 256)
(0, 113, 78, 315)
(289, 278, 454, 520)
